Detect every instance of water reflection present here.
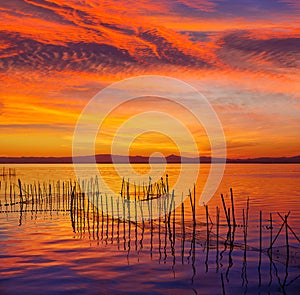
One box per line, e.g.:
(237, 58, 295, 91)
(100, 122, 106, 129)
(0, 177, 300, 294)
(1, 175, 300, 294)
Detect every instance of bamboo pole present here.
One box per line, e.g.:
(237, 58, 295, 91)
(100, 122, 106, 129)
(18, 179, 23, 204)
(277, 212, 300, 244)
(221, 194, 230, 227)
(258, 210, 262, 287)
(285, 214, 289, 264)
(205, 204, 209, 272)
(270, 211, 291, 248)
(181, 194, 185, 238)
(230, 188, 236, 227)
(216, 206, 220, 269)
(269, 213, 273, 255)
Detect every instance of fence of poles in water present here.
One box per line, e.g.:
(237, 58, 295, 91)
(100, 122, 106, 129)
(0, 175, 300, 293)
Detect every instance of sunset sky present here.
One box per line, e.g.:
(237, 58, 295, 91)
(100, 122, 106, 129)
(0, 0, 299, 158)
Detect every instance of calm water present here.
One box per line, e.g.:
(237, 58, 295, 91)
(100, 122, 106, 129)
(0, 164, 300, 294)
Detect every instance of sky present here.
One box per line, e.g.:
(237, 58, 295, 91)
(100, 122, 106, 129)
(0, 0, 299, 159)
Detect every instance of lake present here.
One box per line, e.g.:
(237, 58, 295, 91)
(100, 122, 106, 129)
(0, 164, 299, 294)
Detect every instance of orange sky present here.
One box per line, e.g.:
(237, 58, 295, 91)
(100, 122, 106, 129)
(0, 0, 299, 159)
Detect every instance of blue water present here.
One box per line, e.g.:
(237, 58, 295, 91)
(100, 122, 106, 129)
(0, 164, 299, 294)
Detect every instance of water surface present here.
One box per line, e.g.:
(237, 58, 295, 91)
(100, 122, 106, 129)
(0, 164, 299, 294)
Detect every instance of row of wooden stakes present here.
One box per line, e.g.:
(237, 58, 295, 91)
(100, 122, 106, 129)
(0, 176, 300, 293)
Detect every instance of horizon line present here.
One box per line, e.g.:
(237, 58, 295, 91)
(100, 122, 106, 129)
(0, 154, 299, 164)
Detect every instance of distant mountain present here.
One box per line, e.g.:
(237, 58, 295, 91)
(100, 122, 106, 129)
(0, 154, 300, 164)
(226, 155, 300, 164)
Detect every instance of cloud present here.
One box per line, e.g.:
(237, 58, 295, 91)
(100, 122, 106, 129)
(278, 0, 300, 8)
(0, 2, 216, 73)
(217, 31, 300, 72)
(1, 0, 298, 75)
(0, 0, 299, 157)
(0, 123, 73, 131)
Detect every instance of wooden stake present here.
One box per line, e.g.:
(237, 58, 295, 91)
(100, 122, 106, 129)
(230, 188, 236, 227)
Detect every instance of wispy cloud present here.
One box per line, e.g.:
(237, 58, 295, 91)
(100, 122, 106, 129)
(0, 0, 299, 157)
